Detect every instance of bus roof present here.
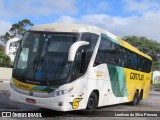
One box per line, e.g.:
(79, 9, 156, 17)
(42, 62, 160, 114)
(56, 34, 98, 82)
(30, 23, 152, 60)
(30, 23, 114, 36)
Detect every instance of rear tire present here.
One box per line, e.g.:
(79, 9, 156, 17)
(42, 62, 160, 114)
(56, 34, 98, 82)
(131, 90, 139, 105)
(136, 93, 141, 105)
(137, 90, 143, 105)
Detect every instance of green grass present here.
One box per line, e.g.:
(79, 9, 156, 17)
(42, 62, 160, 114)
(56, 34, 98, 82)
(153, 83, 160, 86)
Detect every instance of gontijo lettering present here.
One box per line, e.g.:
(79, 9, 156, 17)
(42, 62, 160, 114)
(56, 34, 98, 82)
(130, 72, 144, 81)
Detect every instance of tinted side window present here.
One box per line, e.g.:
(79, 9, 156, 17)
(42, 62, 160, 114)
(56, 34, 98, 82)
(110, 43, 116, 65)
(139, 57, 144, 71)
(131, 52, 137, 69)
(81, 33, 98, 51)
(115, 45, 124, 66)
(127, 51, 132, 67)
(94, 37, 112, 66)
(146, 60, 152, 72)
(93, 35, 152, 73)
(73, 33, 98, 77)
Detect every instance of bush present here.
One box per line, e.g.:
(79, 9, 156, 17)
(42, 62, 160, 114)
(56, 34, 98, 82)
(0, 44, 4, 52)
(0, 51, 12, 67)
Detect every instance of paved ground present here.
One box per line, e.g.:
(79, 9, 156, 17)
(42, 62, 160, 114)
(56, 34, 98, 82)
(0, 82, 160, 120)
(0, 82, 9, 91)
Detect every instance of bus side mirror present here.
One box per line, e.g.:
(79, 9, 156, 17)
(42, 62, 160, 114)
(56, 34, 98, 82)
(68, 41, 89, 61)
(5, 38, 20, 55)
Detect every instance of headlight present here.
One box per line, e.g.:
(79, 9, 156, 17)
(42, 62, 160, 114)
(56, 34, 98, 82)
(49, 87, 73, 97)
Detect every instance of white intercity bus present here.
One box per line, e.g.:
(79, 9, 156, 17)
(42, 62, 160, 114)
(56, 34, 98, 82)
(9, 24, 152, 113)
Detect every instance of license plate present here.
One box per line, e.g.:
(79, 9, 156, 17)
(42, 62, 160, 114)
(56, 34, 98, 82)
(26, 98, 36, 104)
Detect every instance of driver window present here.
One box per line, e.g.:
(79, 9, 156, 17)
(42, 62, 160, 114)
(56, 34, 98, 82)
(73, 49, 83, 75)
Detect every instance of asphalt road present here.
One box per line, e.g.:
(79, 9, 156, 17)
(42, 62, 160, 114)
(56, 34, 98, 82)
(0, 82, 160, 120)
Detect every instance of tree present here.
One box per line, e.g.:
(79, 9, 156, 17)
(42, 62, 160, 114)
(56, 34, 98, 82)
(9, 19, 34, 38)
(0, 19, 34, 43)
(0, 32, 11, 44)
(4, 32, 11, 41)
(0, 44, 4, 52)
(0, 51, 12, 67)
(0, 19, 34, 67)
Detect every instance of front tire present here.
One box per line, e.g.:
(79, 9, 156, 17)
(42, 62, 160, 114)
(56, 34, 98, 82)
(86, 92, 98, 114)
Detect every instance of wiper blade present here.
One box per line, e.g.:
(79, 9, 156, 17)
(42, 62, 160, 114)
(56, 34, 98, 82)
(20, 61, 36, 81)
(20, 52, 40, 81)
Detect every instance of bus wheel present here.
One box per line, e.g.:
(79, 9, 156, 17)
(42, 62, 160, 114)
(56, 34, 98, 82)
(137, 90, 143, 105)
(136, 94, 141, 105)
(131, 91, 139, 106)
(86, 92, 98, 114)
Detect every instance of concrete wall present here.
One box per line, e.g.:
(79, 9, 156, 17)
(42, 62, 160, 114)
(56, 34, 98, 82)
(0, 67, 12, 81)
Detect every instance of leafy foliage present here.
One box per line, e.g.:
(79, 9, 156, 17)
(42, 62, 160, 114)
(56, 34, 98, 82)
(123, 36, 160, 70)
(9, 19, 34, 38)
(0, 19, 33, 67)
(0, 51, 12, 67)
(0, 19, 34, 43)
(0, 44, 4, 52)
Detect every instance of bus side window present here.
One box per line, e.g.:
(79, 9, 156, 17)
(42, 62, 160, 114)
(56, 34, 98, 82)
(73, 48, 84, 75)
(146, 60, 152, 73)
(110, 43, 116, 64)
(142, 58, 146, 72)
(123, 50, 130, 68)
(128, 51, 132, 68)
(123, 49, 128, 67)
(140, 57, 144, 71)
(137, 56, 151, 73)
(120, 48, 125, 67)
(130, 52, 137, 70)
(73, 48, 93, 76)
(94, 36, 112, 66)
(73, 33, 98, 76)
(115, 44, 123, 66)
(137, 56, 141, 71)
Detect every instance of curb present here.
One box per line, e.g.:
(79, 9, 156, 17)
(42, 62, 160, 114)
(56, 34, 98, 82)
(0, 80, 10, 83)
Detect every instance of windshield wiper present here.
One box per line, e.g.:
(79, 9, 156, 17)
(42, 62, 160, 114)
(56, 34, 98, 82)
(37, 39, 51, 86)
(20, 52, 40, 81)
(20, 60, 36, 81)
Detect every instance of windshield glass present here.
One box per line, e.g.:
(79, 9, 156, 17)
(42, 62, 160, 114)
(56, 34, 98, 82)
(13, 31, 78, 85)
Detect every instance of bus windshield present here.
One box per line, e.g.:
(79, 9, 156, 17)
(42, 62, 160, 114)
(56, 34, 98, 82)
(13, 31, 78, 85)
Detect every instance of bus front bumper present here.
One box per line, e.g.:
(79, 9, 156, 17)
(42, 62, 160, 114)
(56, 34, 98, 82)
(9, 87, 74, 111)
